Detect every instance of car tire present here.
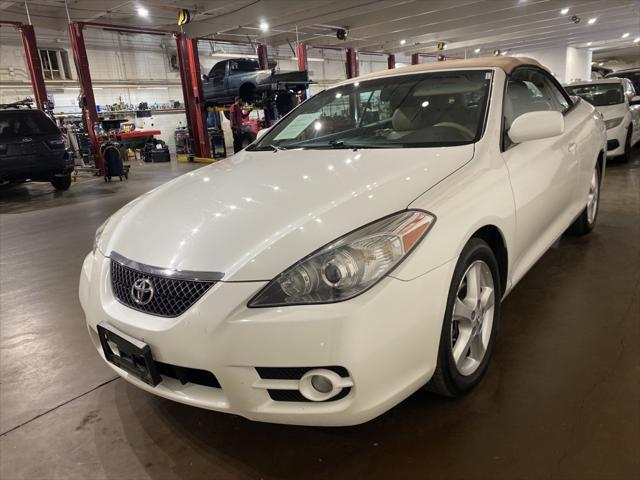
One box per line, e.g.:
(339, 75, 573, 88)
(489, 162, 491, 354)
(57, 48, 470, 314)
(566, 163, 601, 236)
(622, 127, 632, 163)
(425, 238, 501, 397)
(51, 173, 71, 191)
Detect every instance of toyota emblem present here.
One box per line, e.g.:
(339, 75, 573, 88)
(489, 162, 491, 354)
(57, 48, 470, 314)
(131, 278, 154, 305)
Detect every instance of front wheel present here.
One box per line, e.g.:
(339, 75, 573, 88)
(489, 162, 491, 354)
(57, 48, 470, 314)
(622, 127, 632, 163)
(425, 238, 501, 397)
(51, 173, 71, 191)
(566, 164, 600, 236)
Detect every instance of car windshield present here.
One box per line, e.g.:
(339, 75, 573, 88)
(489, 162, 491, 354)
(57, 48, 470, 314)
(0, 110, 59, 138)
(606, 71, 640, 93)
(565, 83, 624, 106)
(250, 70, 492, 150)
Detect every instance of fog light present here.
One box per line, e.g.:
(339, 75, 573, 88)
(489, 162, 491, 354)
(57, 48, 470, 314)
(311, 374, 333, 393)
(299, 369, 350, 402)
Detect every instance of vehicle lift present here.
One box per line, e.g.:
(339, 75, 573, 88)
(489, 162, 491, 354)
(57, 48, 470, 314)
(4, 14, 380, 168)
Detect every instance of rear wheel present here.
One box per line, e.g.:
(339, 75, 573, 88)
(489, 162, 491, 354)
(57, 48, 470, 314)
(51, 173, 71, 191)
(567, 164, 600, 236)
(425, 238, 501, 397)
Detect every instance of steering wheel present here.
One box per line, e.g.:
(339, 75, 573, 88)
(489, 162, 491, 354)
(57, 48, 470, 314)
(433, 122, 475, 140)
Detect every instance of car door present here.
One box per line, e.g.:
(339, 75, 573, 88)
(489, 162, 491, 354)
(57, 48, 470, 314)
(210, 61, 227, 102)
(501, 67, 580, 282)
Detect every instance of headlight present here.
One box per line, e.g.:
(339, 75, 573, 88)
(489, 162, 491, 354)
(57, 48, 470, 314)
(93, 218, 110, 254)
(249, 210, 435, 307)
(604, 117, 623, 129)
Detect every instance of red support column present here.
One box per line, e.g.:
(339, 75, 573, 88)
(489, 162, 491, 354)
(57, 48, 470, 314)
(256, 43, 272, 127)
(345, 48, 359, 78)
(68, 22, 103, 173)
(185, 37, 212, 158)
(175, 34, 211, 158)
(296, 43, 308, 101)
(411, 53, 420, 65)
(257, 44, 269, 70)
(17, 24, 48, 111)
(295, 43, 308, 71)
(175, 33, 196, 155)
(387, 54, 396, 70)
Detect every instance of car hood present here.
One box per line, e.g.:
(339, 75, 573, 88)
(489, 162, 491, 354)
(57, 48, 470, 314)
(595, 104, 626, 121)
(100, 146, 474, 281)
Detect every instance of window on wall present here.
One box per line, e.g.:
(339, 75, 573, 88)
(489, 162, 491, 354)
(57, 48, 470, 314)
(39, 49, 71, 80)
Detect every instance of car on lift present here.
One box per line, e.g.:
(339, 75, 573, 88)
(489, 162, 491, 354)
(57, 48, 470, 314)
(202, 58, 309, 114)
(566, 77, 640, 161)
(82, 57, 606, 426)
(0, 103, 74, 190)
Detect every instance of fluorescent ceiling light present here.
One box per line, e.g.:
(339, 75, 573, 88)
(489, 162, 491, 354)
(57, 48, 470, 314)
(474, 48, 480, 53)
(587, 17, 597, 25)
(634, 37, 640, 43)
(259, 21, 269, 32)
(560, 7, 570, 15)
(400, 39, 406, 45)
(137, 6, 149, 17)
(501, 50, 508, 55)
(621, 32, 630, 38)
(586, 42, 592, 46)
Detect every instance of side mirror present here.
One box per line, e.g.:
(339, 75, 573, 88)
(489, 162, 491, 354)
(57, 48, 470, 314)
(508, 110, 564, 144)
(202, 74, 208, 81)
(256, 128, 270, 141)
(630, 96, 640, 106)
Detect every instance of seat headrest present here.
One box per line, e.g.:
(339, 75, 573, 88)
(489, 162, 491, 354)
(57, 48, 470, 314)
(392, 105, 419, 131)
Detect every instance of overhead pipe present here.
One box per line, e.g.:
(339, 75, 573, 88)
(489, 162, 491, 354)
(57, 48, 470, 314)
(80, 21, 177, 36)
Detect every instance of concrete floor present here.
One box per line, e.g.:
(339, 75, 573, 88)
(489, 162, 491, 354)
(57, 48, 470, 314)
(1, 151, 638, 480)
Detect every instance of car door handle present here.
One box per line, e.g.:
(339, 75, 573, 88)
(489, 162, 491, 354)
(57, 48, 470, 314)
(568, 142, 577, 153)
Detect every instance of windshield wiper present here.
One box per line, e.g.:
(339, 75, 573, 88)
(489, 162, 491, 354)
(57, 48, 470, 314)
(251, 144, 288, 152)
(327, 140, 395, 149)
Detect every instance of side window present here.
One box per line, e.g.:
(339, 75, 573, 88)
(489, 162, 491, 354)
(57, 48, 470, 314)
(504, 68, 570, 131)
(624, 79, 636, 98)
(211, 62, 226, 82)
(529, 71, 570, 112)
(503, 68, 572, 149)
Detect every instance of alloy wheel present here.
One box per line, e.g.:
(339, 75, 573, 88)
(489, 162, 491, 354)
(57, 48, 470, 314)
(450, 260, 495, 376)
(586, 168, 599, 225)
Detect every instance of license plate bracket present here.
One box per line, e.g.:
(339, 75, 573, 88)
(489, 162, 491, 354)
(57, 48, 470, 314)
(97, 322, 161, 386)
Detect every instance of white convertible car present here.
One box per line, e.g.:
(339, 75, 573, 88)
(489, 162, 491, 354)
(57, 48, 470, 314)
(80, 57, 606, 426)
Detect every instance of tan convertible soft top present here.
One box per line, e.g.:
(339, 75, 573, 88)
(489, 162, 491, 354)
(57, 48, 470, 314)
(338, 56, 546, 85)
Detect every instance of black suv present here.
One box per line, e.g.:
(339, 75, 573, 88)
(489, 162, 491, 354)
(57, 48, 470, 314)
(0, 107, 74, 191)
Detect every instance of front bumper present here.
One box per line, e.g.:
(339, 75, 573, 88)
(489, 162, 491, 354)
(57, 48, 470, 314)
(605, 122, 628, 158)
(79, 251, 454, 426)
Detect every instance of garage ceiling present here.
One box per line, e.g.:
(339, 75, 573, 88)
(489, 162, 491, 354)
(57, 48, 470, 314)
(2, 0, 639, 57)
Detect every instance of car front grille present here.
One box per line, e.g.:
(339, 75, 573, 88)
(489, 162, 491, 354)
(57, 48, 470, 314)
(110, 254, 218, 317)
